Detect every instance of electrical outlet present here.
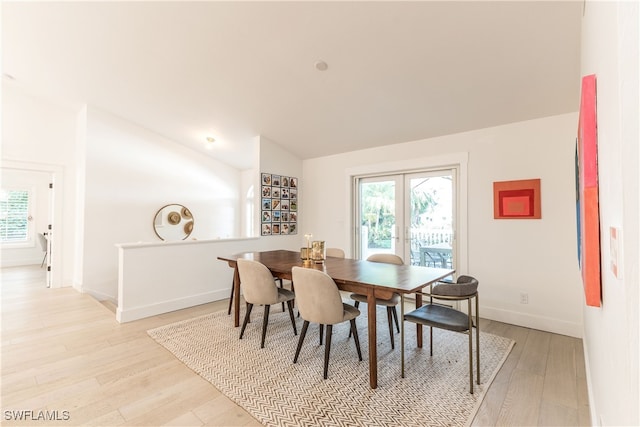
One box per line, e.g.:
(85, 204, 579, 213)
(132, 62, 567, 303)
(520, 292, 529, 304)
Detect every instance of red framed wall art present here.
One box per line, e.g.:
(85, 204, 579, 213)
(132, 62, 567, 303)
(493, 178, 541, 219)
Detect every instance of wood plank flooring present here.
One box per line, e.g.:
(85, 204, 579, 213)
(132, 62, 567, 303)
(1, 266, 590, 426)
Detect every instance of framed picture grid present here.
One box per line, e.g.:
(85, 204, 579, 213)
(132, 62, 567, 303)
(261, 173, 298, 236)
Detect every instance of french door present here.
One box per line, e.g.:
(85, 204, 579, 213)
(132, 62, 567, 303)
(355, 169, 456, 268)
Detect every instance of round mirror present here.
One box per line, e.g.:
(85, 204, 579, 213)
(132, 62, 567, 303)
(153, 204, 194, 241)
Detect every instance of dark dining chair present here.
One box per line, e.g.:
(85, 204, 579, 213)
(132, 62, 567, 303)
(292, 266, 362, 379)
(349, 253, 403, 349)
(236, 259, 297, 349)
(402, 275, 480, 393)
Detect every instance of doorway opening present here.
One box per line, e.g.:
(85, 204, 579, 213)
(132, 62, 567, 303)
(1, 160, 64, 288)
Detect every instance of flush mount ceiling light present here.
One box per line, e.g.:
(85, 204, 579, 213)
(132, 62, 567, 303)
(205, 136, 215, 150)
(314, 60, 328, 71)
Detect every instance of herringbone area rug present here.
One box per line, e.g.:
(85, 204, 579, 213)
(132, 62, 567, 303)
(148, 306, 514, 427)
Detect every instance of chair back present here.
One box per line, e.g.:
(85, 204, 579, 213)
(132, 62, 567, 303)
(432, 275, 478, 298)
(38, 233, 47, 251)
(366, 253, 404, 265)
(326, 248, 345, 258)
(237, 259, 279, 305)
(292, 267, 344, 325)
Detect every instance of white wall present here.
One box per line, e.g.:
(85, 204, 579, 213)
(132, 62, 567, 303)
(114, 135, 304, 322)
(1, 83, 77, 286)
(303, 113, 584, 338)
(581, 1, 639, 425)
(3, 83, 307, 315)
(79, 107, 245, 301)
(259, 135, 305, 250)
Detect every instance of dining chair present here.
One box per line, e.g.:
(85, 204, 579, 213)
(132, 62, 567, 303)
(292, 266, 363, 379)
(325, 247, 345, 258)
(236, 259, 297, 349)
(402, 275, 480, 393)
(349, 253, 403, 349)
(228, 273, 284, 315)
(37, 233, 48, 268)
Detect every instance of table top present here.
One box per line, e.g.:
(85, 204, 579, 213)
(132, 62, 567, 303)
(218, 249, 454, 294)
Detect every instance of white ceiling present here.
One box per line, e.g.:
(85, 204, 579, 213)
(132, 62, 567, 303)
(2, 1, 582, 170)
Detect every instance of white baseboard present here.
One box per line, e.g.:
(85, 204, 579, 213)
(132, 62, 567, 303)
(0, 259, 43, 268)
(481, 306, 583, 338)
(82, 287, 115, 302)
(116, 289, 229, 323)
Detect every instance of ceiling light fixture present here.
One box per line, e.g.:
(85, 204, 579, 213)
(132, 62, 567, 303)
(205, 136, 215, 150)
(314, 60, 328, 71)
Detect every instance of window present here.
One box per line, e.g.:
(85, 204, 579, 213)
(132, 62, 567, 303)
(0, 189, 31, 243)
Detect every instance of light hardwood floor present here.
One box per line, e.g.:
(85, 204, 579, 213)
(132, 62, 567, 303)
(1, 266, 590, 426)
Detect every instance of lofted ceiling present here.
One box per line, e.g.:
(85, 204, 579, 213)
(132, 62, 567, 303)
(2, 1, 582, 170)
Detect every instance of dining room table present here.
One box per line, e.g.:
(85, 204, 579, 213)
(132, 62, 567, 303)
(218, 249, 454, 389)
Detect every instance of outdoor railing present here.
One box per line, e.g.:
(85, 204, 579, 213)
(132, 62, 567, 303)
(410, 229, 453, 247)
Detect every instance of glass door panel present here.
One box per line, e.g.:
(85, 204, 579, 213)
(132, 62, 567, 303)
(358, 176, 402, 260)
(406, 171, 454, 267)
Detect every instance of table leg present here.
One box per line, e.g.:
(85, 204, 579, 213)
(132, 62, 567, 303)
(401, 293, 405, 378)
(367, 291, 378, 389)
(233, 266, 241, 327)
(415, 292, 423, 348)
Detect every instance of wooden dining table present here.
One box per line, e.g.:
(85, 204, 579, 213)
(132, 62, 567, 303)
(218, 249, 455, 389)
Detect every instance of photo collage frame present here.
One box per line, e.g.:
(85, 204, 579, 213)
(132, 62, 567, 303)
(261, 173, 298, 236)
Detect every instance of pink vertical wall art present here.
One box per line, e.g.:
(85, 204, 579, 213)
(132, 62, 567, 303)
(576, 74, 601, 307)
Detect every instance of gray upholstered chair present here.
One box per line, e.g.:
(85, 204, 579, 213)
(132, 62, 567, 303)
(325, 247, 345, 258)
(402, 275, 480, 393)
(237, 259, 297, 348)
(349, 253, 403, 349)
(292, 266, 363, 379)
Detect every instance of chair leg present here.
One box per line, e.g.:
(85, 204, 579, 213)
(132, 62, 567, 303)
(429, 326, 433, 356)
(260, 305, 270, 349)
(276, 278, 285, 312)
(239, 303, 253, 339)
(294, 320, 310, 363)
(319, 324, 324, 345)
(348, 301, 360, 338)
(386, 307, 395, 350)
(286, 300, 297, 335)
(391, 305, 400, 333)
(227, 279, 234, 315)
(350, 319, 363, 361)
(323, 325, 333, 379)
(476, 295, 481, 386)
(467, 296, 474, 393)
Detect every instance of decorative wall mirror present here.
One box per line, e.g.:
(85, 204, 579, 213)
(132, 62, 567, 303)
(153, 204, 194, 241)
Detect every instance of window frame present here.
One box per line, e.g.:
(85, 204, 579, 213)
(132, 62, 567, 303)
(0, 187, 35, 248)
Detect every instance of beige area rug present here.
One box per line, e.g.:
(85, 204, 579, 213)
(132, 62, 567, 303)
(148, 306, 514, 427)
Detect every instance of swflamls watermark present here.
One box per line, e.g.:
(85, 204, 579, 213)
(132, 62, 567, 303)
(3, 410, 71, 422)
